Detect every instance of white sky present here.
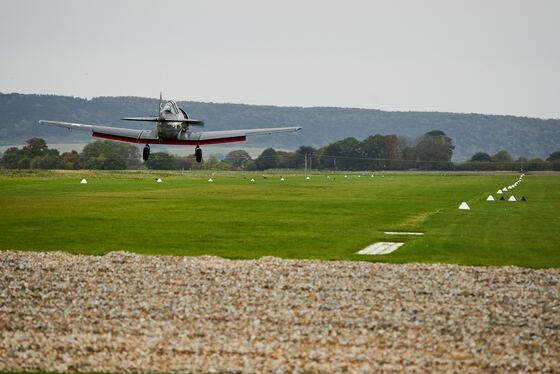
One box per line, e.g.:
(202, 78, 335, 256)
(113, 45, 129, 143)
(1, 0, 559, 119)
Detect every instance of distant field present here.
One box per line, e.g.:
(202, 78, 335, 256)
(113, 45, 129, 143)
(0, 170, 558, 268)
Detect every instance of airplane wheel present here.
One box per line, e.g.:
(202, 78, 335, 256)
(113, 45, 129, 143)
(195, 146, 202, 163)
(143, 145, 150, 161)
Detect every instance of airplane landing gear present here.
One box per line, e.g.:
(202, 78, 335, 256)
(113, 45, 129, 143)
(195, 145, 202, 163)
(143, 144, 150, 161)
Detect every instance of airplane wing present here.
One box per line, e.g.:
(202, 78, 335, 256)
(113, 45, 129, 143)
(178, 127, 302, 145)
(40, 120, 301, 145)
(39, 120, 159, 142)
(196, 127, 301, 140)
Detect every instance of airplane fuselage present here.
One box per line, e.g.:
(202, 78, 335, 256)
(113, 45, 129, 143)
(158, 100, 189, 140)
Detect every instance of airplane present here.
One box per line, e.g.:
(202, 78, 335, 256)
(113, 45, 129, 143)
(39, 94, 301, 162)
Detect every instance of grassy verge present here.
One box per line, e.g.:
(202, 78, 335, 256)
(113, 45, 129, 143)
(0, 170, 558, 268)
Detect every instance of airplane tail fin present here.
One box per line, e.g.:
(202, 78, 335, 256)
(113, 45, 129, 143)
(158, 92, 163, 119)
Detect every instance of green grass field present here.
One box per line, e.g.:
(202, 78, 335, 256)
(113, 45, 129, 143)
(0, 170, 558, 268)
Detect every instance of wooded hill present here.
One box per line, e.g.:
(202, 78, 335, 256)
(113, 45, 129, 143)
(1, 93, 558, 160)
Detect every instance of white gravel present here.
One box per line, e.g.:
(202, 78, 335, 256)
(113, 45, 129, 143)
(1, 251, 559, 373)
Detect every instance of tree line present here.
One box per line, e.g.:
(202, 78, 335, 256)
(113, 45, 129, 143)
(243, 131, 559, 171)
(1, 131, 559, 171)
(0, 138, 142, 170)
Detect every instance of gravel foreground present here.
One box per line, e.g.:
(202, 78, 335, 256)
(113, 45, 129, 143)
(1, 251, 559, 373)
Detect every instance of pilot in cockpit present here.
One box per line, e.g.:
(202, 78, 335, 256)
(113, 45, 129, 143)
(162, 101, 178, 114)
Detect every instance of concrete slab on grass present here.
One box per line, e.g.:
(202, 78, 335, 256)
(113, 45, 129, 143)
(357, 242, 404, 255)
(384, 232, 423, 235)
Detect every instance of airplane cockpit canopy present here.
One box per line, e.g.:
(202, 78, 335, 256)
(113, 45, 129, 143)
(162, 101, 179, 114)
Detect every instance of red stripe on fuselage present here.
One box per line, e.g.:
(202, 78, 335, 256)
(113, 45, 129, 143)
(92, 132, 246, 145)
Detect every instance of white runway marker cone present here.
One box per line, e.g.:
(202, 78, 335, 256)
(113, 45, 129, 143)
(208, 178, 213, 182)
(508, 195, 516, 201)
(250, 178, 255, 182)
(80, 179, 87, 184)
(486, 195, 495, 201)
(156, 178, 162, 183)
(459, 202, 470, 210)
(497, 189, 503, 194)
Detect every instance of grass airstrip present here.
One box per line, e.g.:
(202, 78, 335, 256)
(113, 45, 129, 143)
(0, 170, 558, 268)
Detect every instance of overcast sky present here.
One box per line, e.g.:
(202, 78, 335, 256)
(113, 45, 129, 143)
(1, 0, 559, 119)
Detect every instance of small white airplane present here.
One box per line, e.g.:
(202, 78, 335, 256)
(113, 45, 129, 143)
(39, 94, 301, 162)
